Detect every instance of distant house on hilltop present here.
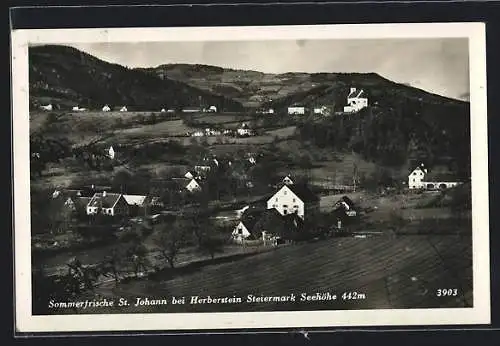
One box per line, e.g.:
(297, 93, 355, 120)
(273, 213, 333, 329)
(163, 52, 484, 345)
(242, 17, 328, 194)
(408, 163, 463, 190)
(120, 106, 128, 112)
(208, 105, 217, 113)
(288, 106, 306, 115)
(267, 183, 319, 220)
(102, 105, 111, 112)
(343, 87, 368, 113)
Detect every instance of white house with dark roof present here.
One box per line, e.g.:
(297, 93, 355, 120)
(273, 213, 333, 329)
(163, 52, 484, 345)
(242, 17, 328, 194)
(232, 220, 253, 242)
(266, 183, 319, 220)
(102, 105, 111, 112)
(86, 191, 129, 216)
(344, 87, 368, 113)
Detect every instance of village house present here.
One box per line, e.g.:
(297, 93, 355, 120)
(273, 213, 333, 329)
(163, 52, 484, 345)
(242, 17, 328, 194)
(408, 163, 462, 190)
(102, 105, 111, 112)
(233, 208, 305, 244)
(120, 106, 128, 112)
(287, 106, 306, 115)
(72, 106, 87, 112)
(232, 219, 255, 243)
(236, 123, 253, 137)
(186, 178, 202, 193)
(51, 189, 91, 215)
(343, 87, 368, 113)
(184, 171, 195, 179)
(86, 191, 129, 216)
(191, 131, 204, 137)
(207, 105, 217, 113)
(160, 108, 166, 113)
(123, 194, 149, 216)
(266, 183, 320, 220)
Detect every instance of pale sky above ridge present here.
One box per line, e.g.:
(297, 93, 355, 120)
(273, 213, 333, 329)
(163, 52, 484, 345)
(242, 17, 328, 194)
(59, 38, 469, 101)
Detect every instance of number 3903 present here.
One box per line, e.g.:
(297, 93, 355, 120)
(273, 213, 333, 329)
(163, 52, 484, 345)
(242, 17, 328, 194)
(436, 289, 458, 297)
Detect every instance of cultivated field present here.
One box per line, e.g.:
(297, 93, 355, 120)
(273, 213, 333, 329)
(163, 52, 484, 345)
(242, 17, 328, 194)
(70, 233, 472, 314)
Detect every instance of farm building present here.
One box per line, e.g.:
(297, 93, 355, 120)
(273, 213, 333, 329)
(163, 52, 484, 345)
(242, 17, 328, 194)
(408, 163, 462, 190)
(233, 208, 306, 244)
(120, 106, 128, 112)
(86, 192, 129, 216)
(287, 106, 306, 115)
(160, 108, 166, 113)
(102, 105, 111, 112)
(123, 194, 149, 216)
(184, 171, 195, 179)
(266, 183, 320, 220)
(72, 106, 87, 112)
(207, 105, 217, 113)
(51, 189, 91, 215)
(343, 87, 368, 113)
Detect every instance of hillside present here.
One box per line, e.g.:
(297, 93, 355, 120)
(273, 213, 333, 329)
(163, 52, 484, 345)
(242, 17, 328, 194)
(138, 64, 325, 108)
(29, 46, 244, 112)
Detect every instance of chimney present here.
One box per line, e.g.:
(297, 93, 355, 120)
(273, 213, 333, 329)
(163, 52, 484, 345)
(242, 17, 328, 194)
(350, 87, 356, 93)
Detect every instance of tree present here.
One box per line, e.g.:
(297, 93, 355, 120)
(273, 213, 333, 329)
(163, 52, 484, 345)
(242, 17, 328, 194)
(126, 244, 150, 277)
(99, 247, 125, 285)
(153, 219, 190, 269)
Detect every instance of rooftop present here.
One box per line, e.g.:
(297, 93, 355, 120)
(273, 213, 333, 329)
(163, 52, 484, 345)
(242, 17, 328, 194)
(88, 192, 122, 208)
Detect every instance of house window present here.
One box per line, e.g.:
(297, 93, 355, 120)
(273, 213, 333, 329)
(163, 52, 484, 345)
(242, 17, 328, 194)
(283, 210, 288, 215)
(294, 205, 298, 209)
(284, 190, 287, 195)
(413, 179, 415, 182)
(238, 228, 242, 234)
(275, 198, 278, 202)
(293, 198, 296, 202)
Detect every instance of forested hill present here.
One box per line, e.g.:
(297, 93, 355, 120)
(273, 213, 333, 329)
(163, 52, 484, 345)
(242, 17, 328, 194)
(29, 45, 244, 111)
(295, 99, 470, 178)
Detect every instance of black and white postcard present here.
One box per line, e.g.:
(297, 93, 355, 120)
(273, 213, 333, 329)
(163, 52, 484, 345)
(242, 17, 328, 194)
(12, 22, 490, 333)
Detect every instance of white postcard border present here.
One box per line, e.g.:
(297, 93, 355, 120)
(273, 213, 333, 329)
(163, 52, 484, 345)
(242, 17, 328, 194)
(12, 22, 490, 333)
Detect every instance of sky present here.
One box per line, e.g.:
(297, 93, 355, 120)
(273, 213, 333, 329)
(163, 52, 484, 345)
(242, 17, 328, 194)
(65, 38, 469, 101)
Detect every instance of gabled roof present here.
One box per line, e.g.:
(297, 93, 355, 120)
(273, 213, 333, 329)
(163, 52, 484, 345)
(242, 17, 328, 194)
(75, 197, 92, 209)
(287, 184, 320, 203)
(123, 195, 148, 206)
(348, 88, 366, 99)
(88, 192, 123, 208)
